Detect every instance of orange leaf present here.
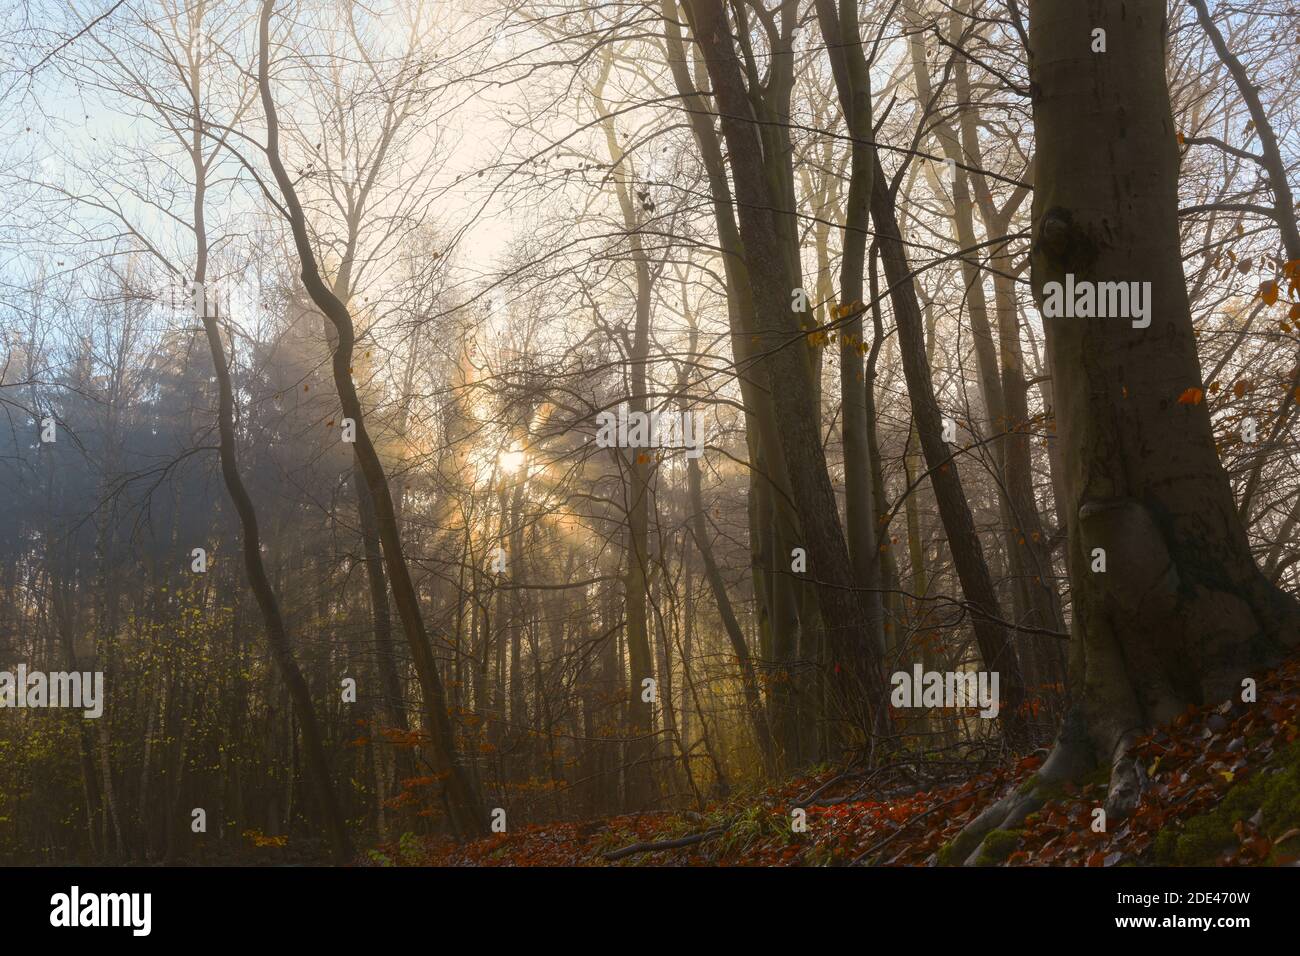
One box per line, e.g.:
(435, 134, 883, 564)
(1259, 281, 1280, 305)
(1177, 387, 1204, 405)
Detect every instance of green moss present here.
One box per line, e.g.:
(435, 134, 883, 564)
(1155, 741, 1300, 865)
(1153, 827, 1180, 862)
(937, 821, 988, 866)
(976, 829, 1022, 865)
(1017, 773, 1075, 803)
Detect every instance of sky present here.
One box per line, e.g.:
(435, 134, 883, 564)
(0, 0, 535, 311)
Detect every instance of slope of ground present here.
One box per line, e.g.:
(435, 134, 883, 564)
(367, 656, 1300, 867)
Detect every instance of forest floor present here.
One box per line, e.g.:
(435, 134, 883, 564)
(372, 655, 1300, 867)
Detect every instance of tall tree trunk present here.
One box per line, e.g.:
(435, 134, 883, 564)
(351, 465, 413, 837)
(955, 0, 1300, 863)
(258, 0, 485, 837)
(196, 250, 352, 865)
(683, 0, 892, 743)
(815, 0, 885, 651)
(176, 24, 352, 862)
(950, 14, 1067, 689)
(594, 61, 659, 806)
(687, 454, 775, 767)
(661, 0, 804, 767)
(870, 154, 1029, 748)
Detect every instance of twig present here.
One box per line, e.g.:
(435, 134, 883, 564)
(28, 0, 129, 76)
(798, 769, 859, 806)
(850, 784, 997, 867)
(602, 827, 725, 862)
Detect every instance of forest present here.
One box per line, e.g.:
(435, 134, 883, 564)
(0, 0, 1298, 872)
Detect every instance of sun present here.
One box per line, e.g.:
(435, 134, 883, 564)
(499, 447, 526, 475)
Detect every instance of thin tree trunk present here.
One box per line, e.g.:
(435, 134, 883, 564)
(870, 153, 1028, 748)
(258, 0, 485, 837)
(594, 62, 658, 805)
(815, 0, 885, 651)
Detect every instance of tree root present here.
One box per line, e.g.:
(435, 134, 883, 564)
(945, 711, 1103, 865)
(1104, 730, 1147, 822)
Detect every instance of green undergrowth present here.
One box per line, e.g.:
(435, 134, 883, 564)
(937, 824, 983, 866)
(1154, 741, 1300, 865)
(975, 828, 1023, 865)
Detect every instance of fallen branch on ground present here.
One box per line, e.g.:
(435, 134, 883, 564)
(602, 827, 726, 862)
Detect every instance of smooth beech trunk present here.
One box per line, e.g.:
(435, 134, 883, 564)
(1029, 0, 1300, 792)
(662, 0, 808, 766)
(683, 0, 891, 740)
(814, 0, 885, 651)
(954, 0, 1299, 864)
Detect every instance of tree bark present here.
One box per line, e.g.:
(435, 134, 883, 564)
(258, 0, 485, 837)
(870, 153, 1029, 748)
(196, 243, 353, 866)
(682, 0, 892, 742)
(814, 0, 885, 651)
(594, 60, 659, 806)
(661, 0, 806, 765)
(956, 0, 1300, 863)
